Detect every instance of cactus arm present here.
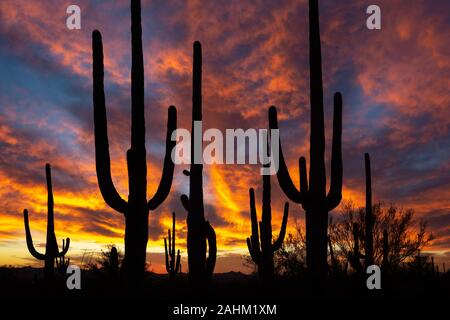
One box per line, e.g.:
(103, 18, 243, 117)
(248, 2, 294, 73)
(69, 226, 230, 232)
(171, 212, 176, 265)
(164, 237, 170, 273)
(326, 92, 343, 211)
(180, 194, 190, 211)
(167, 226, 173, 270)
(247, 188, 261, 264)
(299, 157, 308, 194)
(249, 188, 259, 242)
(147, 106, 177, 210)
(23, 209, 46, 260)
(205, 221, 217, 278)
(246, 238, 258, 264)
(56, 237, 70, 257)
(92, 30, 128, 214)
(268, 106, 305, 204)
(272, 202, 289, 251)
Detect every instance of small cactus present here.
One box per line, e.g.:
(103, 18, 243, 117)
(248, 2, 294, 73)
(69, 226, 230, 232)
(247, 168, 289, 282)
(23, 164, 70, 279)
(164, 212, 181, 278)
(55, 239, 70, 275)
(109, 246, 119, 277)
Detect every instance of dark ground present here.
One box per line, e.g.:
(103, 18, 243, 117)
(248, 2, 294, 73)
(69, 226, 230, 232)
(0, 267, 448, 318)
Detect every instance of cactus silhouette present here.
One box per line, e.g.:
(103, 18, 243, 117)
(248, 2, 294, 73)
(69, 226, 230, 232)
(92, 0, 177, 285)
(247, 170, 289, 282)
(268, 0, 343, 280)
(23, 164, 70, 279)
(348, 153, 373, 273)
(181, 41, 217, 285)
(109, 246, 119, 277)
(164, 212, 181, 278)
(364, 153, 374, 269)
(55, 239, 70, 275)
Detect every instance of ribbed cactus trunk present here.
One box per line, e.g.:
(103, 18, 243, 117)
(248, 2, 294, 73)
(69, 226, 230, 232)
(268, 0, 343, 281)
(92, 0, 177, 286)
(364, 153, 374, 268)
(43, 164, 58, 278)
(307, 0, 328, 280)
(259, 174, 276, 281)
(181, 41, 217, 285)
(247, 170, 289, 282)
(23, 164, 70, 280)
(124, 0, 149, 285)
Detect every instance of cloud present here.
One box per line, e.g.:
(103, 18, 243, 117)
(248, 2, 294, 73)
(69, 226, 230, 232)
(0, 0, 449, 272)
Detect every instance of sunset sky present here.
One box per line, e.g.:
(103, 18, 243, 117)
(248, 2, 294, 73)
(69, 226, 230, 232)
(0, 0, 449, 273)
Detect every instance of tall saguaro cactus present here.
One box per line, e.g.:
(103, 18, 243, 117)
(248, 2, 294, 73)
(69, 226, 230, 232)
(268, 0, 343, 280)
(181, 41, 217, 285)
(23, 164, 70, 279)
(164, 212, 181, 278)
(92, 0, 177, 284)
(247, 171, 289, 282)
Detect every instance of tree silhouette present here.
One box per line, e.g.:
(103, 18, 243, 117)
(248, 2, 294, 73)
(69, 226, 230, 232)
(329, 201, 433, 272)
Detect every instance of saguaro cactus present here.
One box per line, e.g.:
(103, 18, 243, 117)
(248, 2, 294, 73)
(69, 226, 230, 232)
(181, 41, 217, 285)
(268, 0, 343, 280)
(364, 153, 374, 268)
(23, 164, 70, 279)
(164, 212, 181, 278)
(92, 0, 177, 284)
(247, 171, 289, 282)
(109, 246, 119, 277)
